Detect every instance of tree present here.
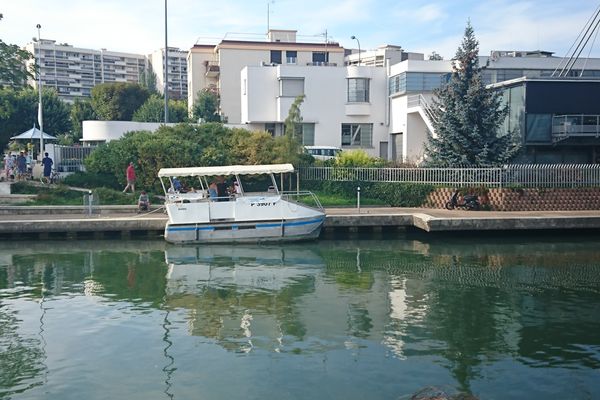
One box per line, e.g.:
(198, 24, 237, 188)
(0, 39, 33, 88)
(425, 22, 520, 166)
(192, 89, 221, 122)
(276, 94, 307, 166)
(70, 98, 97, 139)
(0, 87, 70, 152)
(139, 68, 158, 94)
(84, 124, 301, 190)
(90, 82, 150, 121)
(132, 94, 189, 123)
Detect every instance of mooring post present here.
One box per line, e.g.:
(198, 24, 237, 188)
(88, 190, 93, 216)
(357, 186, 361, 214)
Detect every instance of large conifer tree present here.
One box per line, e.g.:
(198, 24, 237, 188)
(425, 22, 520, 166)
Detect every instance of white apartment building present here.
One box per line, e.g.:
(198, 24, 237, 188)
(25, 39, 147, 102)
(187, 29, 345, 123)
(150, 47, 188, 100)
(241, 64, 389, 157)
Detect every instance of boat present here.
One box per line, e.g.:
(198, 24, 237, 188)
(157, 163, 325, 244)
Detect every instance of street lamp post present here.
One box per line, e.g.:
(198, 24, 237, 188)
(351, 35, 361, 65)
(164, 0, 169, 123)
(36, 24, 44, 159)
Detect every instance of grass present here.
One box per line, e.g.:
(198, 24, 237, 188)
(304, 191, 388, 207)
(9, 181, 155, 206)
(8, 182, 386, 208)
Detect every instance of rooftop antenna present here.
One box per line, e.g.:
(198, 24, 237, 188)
(553, 5, 600, 77)
(267, 1, 275, 36)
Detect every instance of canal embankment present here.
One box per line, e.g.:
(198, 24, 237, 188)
(1, 205, 600, 239)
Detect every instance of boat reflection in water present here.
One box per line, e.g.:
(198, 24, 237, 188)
(163, 244, 327, 353)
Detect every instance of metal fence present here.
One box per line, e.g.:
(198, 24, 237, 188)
(299, 164, 600, 188)
(47, 144, 96, 173)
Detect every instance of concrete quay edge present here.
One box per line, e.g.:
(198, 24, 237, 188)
(1, 206, 600, 235)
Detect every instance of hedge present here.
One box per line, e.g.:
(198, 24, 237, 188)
(302, 180, 434, 207)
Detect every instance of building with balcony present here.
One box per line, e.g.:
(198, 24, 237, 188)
(491, 78, 600, 163)
(150, 47, 188, 100)
(187, 29, 345, 123)
(387, 50, 600, 162)
(25, 39, 147, 102)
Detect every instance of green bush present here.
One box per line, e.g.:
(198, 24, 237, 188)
(62, 172, 121, 190)
(334, 150, 386, 167)
(93, 187, 142, 205)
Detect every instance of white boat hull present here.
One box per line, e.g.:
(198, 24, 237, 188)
(164, 215, 324, 244)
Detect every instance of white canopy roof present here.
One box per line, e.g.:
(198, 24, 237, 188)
(10, 126, 57, 140)
(158, 163, 295, 178)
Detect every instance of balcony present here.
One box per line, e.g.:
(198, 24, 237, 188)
(305, 62, 337, 67)
(552, 114, 600, 143)
(205, 61, 220, 77)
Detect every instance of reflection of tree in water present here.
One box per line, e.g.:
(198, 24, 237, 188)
(516, 288, 600, 370)
(317, 240, 600, 393)
(0, 295, 47, 398)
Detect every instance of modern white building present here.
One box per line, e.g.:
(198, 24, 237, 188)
(150, 47, 188, 100)
(241, 64, 389, 157)
(25, 39, 147, 102)
(187, 29, 345, 123)
(81, 121, 180, 146)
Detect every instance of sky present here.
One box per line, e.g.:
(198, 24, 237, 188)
(2, 0, 600, 59)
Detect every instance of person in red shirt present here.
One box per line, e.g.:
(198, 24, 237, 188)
(123, 162, 136, 193)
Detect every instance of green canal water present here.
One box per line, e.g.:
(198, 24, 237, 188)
(1, 234, 599, 400)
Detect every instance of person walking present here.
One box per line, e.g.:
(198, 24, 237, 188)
(41, 152, 54, 184)
(3, 153, 11, 181)
(123, 162, 136, 193)
(16, 151, 27, 181)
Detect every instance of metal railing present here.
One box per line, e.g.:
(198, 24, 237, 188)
(299, 165, 600, 188)
(551, 115, 600, 143)
(281, 191, 324, 210)
(407, 94, 438, 124)
(48, 144, 96, 173)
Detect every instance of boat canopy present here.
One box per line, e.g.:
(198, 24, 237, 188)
(158, 163, 295, 178)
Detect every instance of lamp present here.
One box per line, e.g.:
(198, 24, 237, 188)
(351, 35, 361, 65)
(164, 0, 169, 123)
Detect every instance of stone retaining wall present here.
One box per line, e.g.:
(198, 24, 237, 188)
(425, 187, 600, 211)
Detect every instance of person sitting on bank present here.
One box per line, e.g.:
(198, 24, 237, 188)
(138, 191, 150, 212)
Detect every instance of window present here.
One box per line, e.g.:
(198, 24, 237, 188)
(347, 78, 370, 102)
(279, 78, 304, 97)
(341, 123, 373, 147)
(312, 52, 328, 64)
(286, 51, 297, 64)
(301, 123, 315, 145)
(265, 123, 276, 136)
(270, 50, 282, 65)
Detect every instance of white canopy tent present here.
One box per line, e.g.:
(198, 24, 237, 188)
(10, 126, 57, 141)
